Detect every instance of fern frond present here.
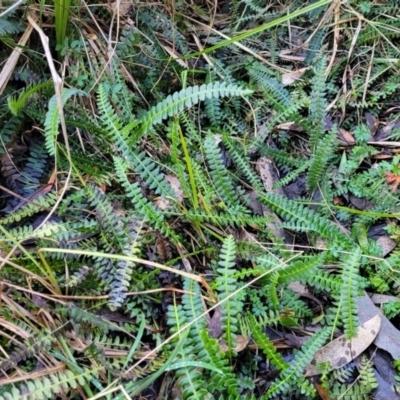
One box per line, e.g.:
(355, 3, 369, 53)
(277, 253, 326, 284)
(248, 63, 291, 111)
(44, 88, 87, 155)
(176, 210, 269, 228)
(306, 269, 343, 293)
(248, 314, 288, 371)
(215, 235, 243, 354)
(96, 84, 138, 160)
(108, 219, 143, 310)
(0, 192, 58, 225)
(222, 135, 264, 191)
(129, 150, 177, 199)
(266, 327, 330, 398)
(8, 81, 53, 116)
(309, 57, 327, 151)
(0, 115, 21, 153)
(0, 367, 102, 400)
(258, 193, 351, 245)
(167, 300, 210, 400)
(198, 329, 240, 396)
(136, 82, 253, 140)
(337, 247, 361, 338)
(204, 134, 244, 209)
(273, 160, 311, 189)
(306, 127, 338, 192)
(114, 157, 180, 244)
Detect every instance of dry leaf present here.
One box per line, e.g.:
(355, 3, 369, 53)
(376, 236, 396, 256)
(276, 122, 304, 132)
(281, 68, 307, 86)
(165, 175, 183, 202)
(256, 157, 288, 240)
(370, 293, 400, 304)
(305, 314, 381, 376)
(208, 306, 223, 338)
(314, 382, 333, 400)
(358, 292, 400, 359)
(110, 0, 133, 16)
(219, 335, 249, 353)
(154, 197, 170, 210)
(338, 128, 355, 146)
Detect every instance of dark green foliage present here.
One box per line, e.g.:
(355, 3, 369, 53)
(215, 235, 243, 353)
(265, 327, 330, 398)
(2, 1, 400, 398)
(337, 247, 362, 338)
(248, 314, 288, 370)
(306, 127, 338, 192)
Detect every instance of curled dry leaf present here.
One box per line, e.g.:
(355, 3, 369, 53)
(305, 314, 381, 376)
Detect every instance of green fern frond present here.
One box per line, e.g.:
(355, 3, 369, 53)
(176, 210, 269, 228)
(215, 235, 243, 354)
(96, 84, 138, 160)
(0, 115, 22, 153)
(8, 81, 53, 116)
(0, 16, 23, 35)
(306, 269, 343, 293)
(166, 300, 210, 400)
(129, 150, 177, 199)
(265, 327, 330, 398)
(273, 160, 311, 189)
(337, 247, 362, 338)
(0, 192, 58, 225)
(108, 219, 143, 310)
(114, 157, 181, 244)
(309, 57, 327, 152)
(248, 63, 291, 111)
(248, 314, 288, 371)
(204, 134, 244, 209)
(44, 88, 87, 155)
(198, 329, 240, 396)
(252, 98, 308, 149)
(306, 127, 338, 192)
(136, 82, 253, 140)
(0, 367, 102, 400)
(258, 146, 305, 168)
(265, 271, 279, 309)
(258, 192, 351, 245)
(222, 135, 264, 191)
(277, 253, 326, 284)
(359, 355, 378, 391)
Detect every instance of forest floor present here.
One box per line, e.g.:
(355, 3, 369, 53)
(1, 0, 400, 399)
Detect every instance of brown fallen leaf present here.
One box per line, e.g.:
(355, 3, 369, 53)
(208, 305, 223, 338)
(276, 122, 304, 132)
(338, 128, 355, 146)
(305, 314, 381, 376)
(257, 157, 287, 241)
(219, 335, 249, 353)
(314, 382, 333, 400)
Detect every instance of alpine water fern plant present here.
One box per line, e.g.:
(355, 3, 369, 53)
(3, 0, 400, 397)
